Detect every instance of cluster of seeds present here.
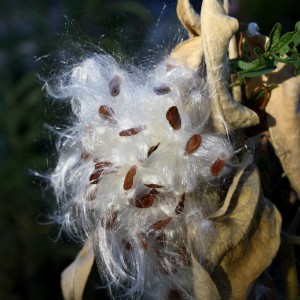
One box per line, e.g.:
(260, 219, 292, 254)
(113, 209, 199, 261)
(50, 54, 234, 299)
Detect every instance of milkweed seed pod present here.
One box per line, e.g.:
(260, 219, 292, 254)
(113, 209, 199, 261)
(48, 0, 282, 299)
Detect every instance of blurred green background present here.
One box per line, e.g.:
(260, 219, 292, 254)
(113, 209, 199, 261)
(0, 0, 298, 299)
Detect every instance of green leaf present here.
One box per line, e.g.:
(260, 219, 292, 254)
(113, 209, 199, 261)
(273, 54, 300, 64)
(238, 66, 276, 79)
(237, 59, 261, 71)
(270, 21, 300, 55)
(266, 23, 282, 51)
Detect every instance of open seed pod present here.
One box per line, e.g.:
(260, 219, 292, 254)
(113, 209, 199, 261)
(57, 0, 282, 299)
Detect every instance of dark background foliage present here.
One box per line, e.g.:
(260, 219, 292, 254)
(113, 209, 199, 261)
(0, 0, 298, 299)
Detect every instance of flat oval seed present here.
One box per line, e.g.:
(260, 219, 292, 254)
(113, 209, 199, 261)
(147, 143, 160, 157)
(166, 106, 181, 130)
(134, 194, 153, 208)
(80, 150, 90, 160)
(95, 161, 113, 169)
(211, 158, 226, 176)
(89, 170, 102, 184)
(168, 289, 182, 300)
(175, 194, 185, 214)
(153, 85, 171, 95)
(109, 75, 121, 97)
(144, 184, 163, 188)
(178, 246, 191, 266)
(137, 234, 148, 250)
(90, 161, 113, 184)
(84, 185, 98, 201)
(152, 217, 172, 230)
(122, 239, 133, 251)
(185, 134, 202, 154)
(149, 189, 160, 195)
(119, 127, 143, 137)
(101, 210, 118, 230)
(123, 165, 137, 190)
(98, 105, 115, 120)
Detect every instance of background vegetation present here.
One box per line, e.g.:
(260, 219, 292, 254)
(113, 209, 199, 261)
(0, 0, 298, 299)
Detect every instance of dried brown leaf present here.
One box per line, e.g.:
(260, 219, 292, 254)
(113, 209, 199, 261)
(220, 198, 281, 299)
(177, 0, 201, 37)
(170, 36, 202, 70)
(191, 256, 221, 300)
(61, 240, 94, 300)
(265, 64, 300, 197)
(201, 0, 259, 131)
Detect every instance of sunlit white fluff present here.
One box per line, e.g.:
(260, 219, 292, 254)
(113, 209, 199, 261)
(48, 53, 237, 299)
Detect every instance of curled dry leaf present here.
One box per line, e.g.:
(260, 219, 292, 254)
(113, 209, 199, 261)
(61, 240, 94, 300)
(170, 36, 203, 71)
(200, 0, 259, 132)
(191, 256, 221, 299)
(190, 164, 281, 299)
(265, 65, 300, 197)
(177, 0, 201, 37)
(220, 198, 281, 299)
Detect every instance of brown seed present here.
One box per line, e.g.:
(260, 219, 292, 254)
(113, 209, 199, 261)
(185, 134, 202, 154)
(119, 127, 143, 137)
(89, 170, 102, 184)
(80, 150, 90, 160)
(109, 75, 122, 97)
(211, 158, 226, 177)
(95, 161, 113, 169)
(89, 161, 113, 184)
(178, 246, 191, 266)
(149, 189, 160, 195)
(175, 194, 185, 214)
(155, 232, 167, 245)
(144, 184, 163, 188)
(137, 233, 148, 250)
(122, 239, 133, 251)
(166, 63, 175, 71)
(98, 105, 115, 120)
(168, 289, 182, 300)
(166, 106, 181, 130)
(147, 143, 160, 157)
(123, 165, 137, 190)
(134, 194, 154, 208)
(153, 85, 171, 95)
(152, 217, 172, 230)
(84, 185, 98, 201)
(101, 210, 118, 230)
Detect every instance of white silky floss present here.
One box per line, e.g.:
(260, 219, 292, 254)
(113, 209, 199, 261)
(49, 54, 235, 299)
